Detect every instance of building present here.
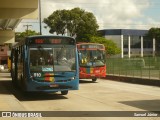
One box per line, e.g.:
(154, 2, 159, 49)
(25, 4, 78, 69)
(0, 0, 38, 66)
(98, 29, 155, 58)
(0, 44, 9, 65)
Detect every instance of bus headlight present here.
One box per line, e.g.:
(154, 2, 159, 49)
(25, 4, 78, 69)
(70, 77, 75, 80)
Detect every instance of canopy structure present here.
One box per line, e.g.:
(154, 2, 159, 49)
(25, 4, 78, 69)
(0, 0, 38, 44)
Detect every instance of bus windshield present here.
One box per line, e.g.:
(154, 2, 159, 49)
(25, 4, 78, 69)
(80, 50, 105, 67)
(29, 45, 76, 72)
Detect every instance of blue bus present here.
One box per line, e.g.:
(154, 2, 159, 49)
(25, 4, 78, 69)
(10, 35, 79, 95)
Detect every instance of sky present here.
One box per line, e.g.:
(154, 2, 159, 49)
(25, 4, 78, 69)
(15, 0, 160, 35)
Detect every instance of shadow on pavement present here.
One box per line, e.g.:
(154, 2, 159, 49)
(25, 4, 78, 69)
(0, 80, 68, 101)
(0, 80, 12, 95)
(119, 99, 160, 111)
(79, 79, 98, 84)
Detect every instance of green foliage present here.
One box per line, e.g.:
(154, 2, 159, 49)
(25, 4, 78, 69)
(15, 30, 40, 42)
(43, 7, 99, 41)
(147, 27, 160, 39)
(146, 27, 160, 55)
(90, 36, 121, 56)
(43, 9, 69, 35)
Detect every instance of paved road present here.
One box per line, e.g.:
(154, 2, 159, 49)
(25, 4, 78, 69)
(0, 72, 160, 120)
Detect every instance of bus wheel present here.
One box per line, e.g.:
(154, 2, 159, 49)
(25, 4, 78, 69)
(92, 78, 97, 82)
(12, 78, 17, 88)
(61, 90, 68, 95)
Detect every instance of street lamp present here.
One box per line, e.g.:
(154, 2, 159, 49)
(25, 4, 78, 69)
(39, 0, 42, 35)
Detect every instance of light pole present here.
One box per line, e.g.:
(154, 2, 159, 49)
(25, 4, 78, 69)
(39, 0, 42, 35)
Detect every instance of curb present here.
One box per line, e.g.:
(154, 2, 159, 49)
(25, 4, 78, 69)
(105, 75, 160, 87)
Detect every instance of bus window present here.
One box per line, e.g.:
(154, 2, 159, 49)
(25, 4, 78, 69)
(29, 45, 76, 72)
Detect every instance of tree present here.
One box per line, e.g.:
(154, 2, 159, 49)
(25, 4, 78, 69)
(43, 9, 69, 35)
(147, 28, 160, 39)
(146, 27, 160, 55)
(15, 30, 40, 42)
(90, 36, 121, 56)
(43, 7, 99, 41)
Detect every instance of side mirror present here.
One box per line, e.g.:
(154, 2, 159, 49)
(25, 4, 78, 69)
(78, 52, 82, 61)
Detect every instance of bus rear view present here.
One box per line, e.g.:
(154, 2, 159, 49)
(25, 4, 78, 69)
(11, 36, 79, 95)
(77, 43, 106, 82)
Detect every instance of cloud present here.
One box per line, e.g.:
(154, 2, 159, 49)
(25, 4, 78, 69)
(16, 0, 159, 32)
(40, 0, 152, 29)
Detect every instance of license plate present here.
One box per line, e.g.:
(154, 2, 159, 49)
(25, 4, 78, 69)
(50, 84, 59, 87)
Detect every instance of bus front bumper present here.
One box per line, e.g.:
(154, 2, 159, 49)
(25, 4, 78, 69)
(25, 78, 79, 92)
(79, 72, 106, 79)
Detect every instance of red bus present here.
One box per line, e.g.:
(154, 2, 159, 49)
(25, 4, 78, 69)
(77, 43, 106, 82)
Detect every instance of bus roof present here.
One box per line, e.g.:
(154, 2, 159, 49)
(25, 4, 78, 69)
(76, 43, 104, 46)
(12, 35, 75, 48)
(27, 35, 74, 39)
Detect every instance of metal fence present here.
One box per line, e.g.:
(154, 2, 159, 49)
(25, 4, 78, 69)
(106, 56, 160, 80)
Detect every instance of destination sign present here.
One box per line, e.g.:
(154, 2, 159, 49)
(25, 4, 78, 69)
(29, 37, 75, 45)
(78, 44, 104, 49)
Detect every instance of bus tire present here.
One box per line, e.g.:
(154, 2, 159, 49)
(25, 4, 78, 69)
(92, 78, 97, 82)
(12, 78, 17, 87)
(61, 90, 68, 95)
